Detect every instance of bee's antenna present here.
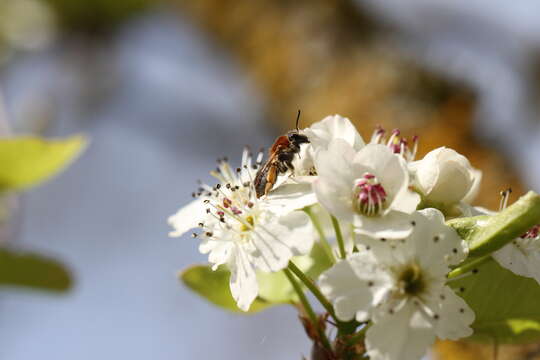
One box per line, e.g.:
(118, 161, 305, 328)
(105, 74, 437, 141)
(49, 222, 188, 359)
(295, 109, 301, 132)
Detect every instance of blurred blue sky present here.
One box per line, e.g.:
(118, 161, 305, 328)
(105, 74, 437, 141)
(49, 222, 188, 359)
(0, 12, 310, 360)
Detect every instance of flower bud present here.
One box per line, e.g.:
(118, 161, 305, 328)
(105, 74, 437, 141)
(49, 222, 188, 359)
(411, 147, 478, 206)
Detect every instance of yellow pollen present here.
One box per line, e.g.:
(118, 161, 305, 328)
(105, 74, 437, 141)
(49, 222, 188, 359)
(398, 263, 425, 296)
(240, 215, 255, 232)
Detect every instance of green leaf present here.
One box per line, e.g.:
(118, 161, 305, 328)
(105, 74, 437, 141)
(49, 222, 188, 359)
(257, 269, 297, 304)
(0, 247, 72, 292)
(257, 241, 334, 304)
(180, 265, 272, 313)
(453, 258, 540, 344)
(0, 135, 87, 192)
(448, 191, 540, 257)
(180, 242, 334, 313)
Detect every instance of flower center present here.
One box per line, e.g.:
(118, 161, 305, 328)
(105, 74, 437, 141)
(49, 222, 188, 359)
(240, 215, 255, 232)
(521, 224, 540, 239)
(397, 263, 425, 296)
(352, 173, 387, 217)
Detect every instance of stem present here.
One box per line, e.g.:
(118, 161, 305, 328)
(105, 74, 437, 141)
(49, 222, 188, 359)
(304, 207, 335, 264)
(331, 215, 347, 259)
(287, 260, 338, 322)
(447, 255, 490, 279)
(346, 324, 369, 346)
(283, 268, 332, 352)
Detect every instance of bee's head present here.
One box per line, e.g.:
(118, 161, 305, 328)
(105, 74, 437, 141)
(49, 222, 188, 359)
(287, 132, 310, 145)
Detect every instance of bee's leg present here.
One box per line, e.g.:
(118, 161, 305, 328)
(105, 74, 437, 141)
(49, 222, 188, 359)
(277, 162, 288, 173)
(264, 165, 278, 196)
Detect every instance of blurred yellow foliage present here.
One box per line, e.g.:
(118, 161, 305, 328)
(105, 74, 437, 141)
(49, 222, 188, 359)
(176, 0, 526, 213)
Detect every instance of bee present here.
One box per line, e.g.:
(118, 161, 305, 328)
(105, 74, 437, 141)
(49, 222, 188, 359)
(254, 110, 310, 198)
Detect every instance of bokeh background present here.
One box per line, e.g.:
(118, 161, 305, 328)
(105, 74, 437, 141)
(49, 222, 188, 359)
(1, 1, 540, 359)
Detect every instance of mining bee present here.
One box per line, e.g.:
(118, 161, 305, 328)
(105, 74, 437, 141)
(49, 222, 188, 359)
(254, 110, 310, 198)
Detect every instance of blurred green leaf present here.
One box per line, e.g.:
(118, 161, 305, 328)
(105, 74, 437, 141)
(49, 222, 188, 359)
(306, 239, 334, 278)
(180, 265, 272, 314)
(0, 247, 72, 292)
(0, 135, 86, 192)
(257, 269, 296, 304)
(257, 241, 334, 304)
(448, 191, 540, 257)
(455, 258, 540, 344)
(181, 242, 336, 313)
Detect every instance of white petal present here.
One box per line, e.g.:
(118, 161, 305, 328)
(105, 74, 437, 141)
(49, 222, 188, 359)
(391, 189, 421, 214)
(354, 210, 413, 240)
(430, 286, 475, 340)
(462, 168, 482, 204)
(319, 253, 392, 322)
(201, 239, 233, 269)
(353, 144, 408, 206)
(493, 239, 540, 284)
(313, 178, 355, 223)
(249, 227, 294, 273)
(168, 199, 205, 237)
(265, 182, 317, 214)
(229, 245, 259, 311)
(276, 211, 315, 255)
(304, 114, 365, 152)
(313, 139, 357, 188)
(412, 208, 468, 268)
(366, 301, 436, 360)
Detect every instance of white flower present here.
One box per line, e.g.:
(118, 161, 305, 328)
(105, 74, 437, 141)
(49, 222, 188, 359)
(410, 147, 481, 208)
(313, 140, 420, 239)
(168, 149, 314, 311)
(319, 209, 474, 360)
(290, 114, 365, 178)
(492, 225, 540, 285)
(304, 114, 365, 153)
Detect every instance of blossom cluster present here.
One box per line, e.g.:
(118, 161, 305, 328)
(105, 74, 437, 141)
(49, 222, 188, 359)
(169, 115, 540, 360)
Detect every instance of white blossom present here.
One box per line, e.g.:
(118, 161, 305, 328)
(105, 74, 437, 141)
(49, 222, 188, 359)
(319, 209, 474, 360)
(291, 114, 364, 178)
(410, 147, 481, 210)
(492, 225, 540, 285)
(168, 148, 314, 311)
(313, 140, 420, 239)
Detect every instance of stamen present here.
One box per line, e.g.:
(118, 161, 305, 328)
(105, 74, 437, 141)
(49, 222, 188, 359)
(370, 126, 386, 144)
(499, 188, 512, 211)
(353, 173, 387, 217)
(521, 224, 540, 239)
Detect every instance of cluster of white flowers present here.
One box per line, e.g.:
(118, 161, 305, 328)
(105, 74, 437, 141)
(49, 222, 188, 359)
(169, 115, 540, 360)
